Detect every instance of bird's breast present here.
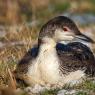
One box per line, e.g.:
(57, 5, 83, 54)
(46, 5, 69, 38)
(27, 48, 61, 86)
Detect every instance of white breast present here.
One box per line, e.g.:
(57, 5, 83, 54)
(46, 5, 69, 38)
(27, 45, 61, 86)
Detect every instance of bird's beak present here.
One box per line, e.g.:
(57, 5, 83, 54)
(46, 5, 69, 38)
(75, 33, 95, 43)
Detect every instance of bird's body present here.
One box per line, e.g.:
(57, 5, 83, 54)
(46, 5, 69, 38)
(15, 42, 95, 88)
(14, 16, 95, 89)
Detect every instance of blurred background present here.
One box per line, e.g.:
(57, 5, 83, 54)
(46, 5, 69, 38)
(0, 0, 95, 94)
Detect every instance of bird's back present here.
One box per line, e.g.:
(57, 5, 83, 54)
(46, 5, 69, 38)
(56, 42, 95, 77)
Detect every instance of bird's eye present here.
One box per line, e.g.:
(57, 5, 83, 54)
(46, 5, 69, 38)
(63, 27, 68, 32)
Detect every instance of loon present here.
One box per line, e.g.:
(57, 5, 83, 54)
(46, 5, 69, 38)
(14, 16, 95, 89)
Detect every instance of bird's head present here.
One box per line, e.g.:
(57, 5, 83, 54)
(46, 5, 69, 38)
(38, 16, 94, 46)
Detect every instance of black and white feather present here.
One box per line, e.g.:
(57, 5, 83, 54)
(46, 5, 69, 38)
(14, 16, 95, 88)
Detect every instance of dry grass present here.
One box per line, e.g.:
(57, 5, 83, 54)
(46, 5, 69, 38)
(0, 0, 95, 94)
(0, 25, 39, 91)
(0, 25, 39, 95)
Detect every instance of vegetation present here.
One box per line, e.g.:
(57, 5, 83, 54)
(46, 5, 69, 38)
(0, 0, 95, 95)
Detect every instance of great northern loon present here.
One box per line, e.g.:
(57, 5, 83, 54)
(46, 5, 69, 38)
(14, 16, 95, 89)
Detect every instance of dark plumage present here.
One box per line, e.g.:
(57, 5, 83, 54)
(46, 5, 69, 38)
(57, 42, 95, 76)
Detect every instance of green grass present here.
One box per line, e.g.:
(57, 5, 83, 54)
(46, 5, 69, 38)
(38, 79, 95, 95)
(81, 80, 95, 91)
(40, 88, 60, 95)
(76, 91, 88, 95)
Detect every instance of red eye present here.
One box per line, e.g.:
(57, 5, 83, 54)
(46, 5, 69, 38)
(63, 27, 68, 32)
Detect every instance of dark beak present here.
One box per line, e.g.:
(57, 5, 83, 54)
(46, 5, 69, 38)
(75, 33, 95, 43)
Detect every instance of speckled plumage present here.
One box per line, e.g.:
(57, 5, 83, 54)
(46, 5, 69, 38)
(57, 42, 95, 76)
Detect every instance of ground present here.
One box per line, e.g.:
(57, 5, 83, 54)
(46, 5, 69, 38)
(0, 0, 95, 95)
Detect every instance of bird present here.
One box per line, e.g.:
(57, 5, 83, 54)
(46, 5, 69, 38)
(14, 16, 95, 89)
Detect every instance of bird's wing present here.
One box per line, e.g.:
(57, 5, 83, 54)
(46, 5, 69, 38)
(15, 45, 39, 74)
(56, 42, 95, 76)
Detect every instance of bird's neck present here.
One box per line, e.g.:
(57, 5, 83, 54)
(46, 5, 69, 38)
(39, 43, 56, 54)
(39, 37, 56, 53)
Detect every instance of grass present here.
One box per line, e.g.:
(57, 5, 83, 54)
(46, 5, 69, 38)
(40, 88, 60, 95)
(39, 79, 95, 95)
(0, 0, 95, 95)
(76, 92, 88, 95)
(1, 25, 95, 94)
(0, 25, 38, 88)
